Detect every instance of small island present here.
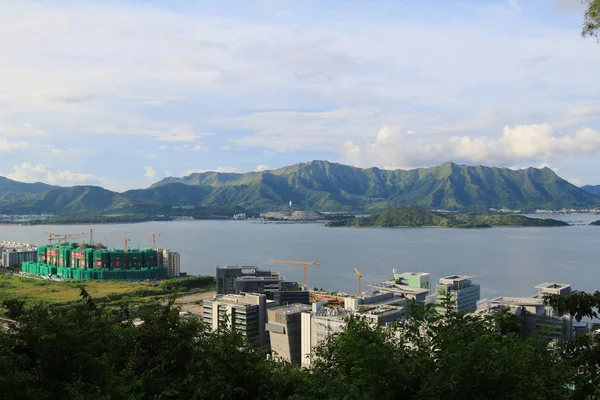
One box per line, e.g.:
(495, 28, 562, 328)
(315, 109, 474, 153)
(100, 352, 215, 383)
(591, 220, 600, 226)
(326, 207, 569, 228)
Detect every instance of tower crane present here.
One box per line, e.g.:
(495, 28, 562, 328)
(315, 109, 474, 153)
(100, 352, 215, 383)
(120, 236, 130, 265)
(43, 231, 55, 245)
(354, 268, 363, 296)
(145, 232, 161, 249)
(51, 232, 87, 260)
(268, 259, 320, 287)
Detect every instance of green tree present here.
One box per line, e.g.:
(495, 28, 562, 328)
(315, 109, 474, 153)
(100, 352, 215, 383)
(583, 0, 600, 40)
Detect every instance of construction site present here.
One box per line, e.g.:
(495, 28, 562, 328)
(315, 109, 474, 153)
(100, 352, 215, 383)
(20, 230, 177, 281)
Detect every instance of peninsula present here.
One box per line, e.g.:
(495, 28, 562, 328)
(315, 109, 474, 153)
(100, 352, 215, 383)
(325, 207, 568, 228)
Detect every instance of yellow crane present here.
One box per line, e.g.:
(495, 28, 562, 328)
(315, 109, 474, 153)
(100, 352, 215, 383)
(145, 232, 161, 249)
(354, 268, 363, 296)
(268, 259, 320, 287)
(52, 233, 87, 262)
(120, 236, 130, 265)
(43, 231, 55, 245)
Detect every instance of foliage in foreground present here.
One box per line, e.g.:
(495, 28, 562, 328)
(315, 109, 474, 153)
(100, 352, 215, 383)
(1, 294, 600, 399)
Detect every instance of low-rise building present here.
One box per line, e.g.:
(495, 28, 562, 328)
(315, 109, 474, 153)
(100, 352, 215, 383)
(477, 283, 574, 341)
(300, 298, 407, 368)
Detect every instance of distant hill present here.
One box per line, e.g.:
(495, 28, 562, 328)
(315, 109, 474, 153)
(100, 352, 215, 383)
(581, 185, 600, 196)
(0, 161, 598, 216)
(326, 207, 569, 228)
(151, 161, 600, 212)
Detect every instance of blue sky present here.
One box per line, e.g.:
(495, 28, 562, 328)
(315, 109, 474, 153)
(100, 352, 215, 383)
(0, 0, 599, 191)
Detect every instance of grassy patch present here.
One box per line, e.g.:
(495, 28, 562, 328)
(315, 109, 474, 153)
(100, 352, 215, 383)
(0, 273, 215, 308)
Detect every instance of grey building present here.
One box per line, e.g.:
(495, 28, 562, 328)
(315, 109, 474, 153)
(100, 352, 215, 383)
(266, 303, 312, 366)
(480, 295, 573, 341)
(216, 266, 275, 295)
(1, 248, 37, 267)
(202, 292, 271, 347)
(300, 300, 407, 369)
(436, 275, 481, 313)
(157, 248, 180, 278)
(216, 266, 303, 304)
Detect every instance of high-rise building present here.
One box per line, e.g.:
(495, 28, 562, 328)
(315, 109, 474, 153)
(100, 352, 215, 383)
(436, 275, 481, 313)
(157, 249, 180, 278)
(0, 242, 37, 267)
(202, 292, 271, 347)
(266, 303, 312, 366)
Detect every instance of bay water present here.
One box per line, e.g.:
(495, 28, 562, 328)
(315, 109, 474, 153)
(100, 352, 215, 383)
(1, 214, 599, 300)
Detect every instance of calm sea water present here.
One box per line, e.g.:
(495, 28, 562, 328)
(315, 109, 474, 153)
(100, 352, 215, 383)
(1, 214, 599, 300)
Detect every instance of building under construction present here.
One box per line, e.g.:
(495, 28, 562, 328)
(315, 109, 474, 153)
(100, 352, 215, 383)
(21, 242, 168, 281)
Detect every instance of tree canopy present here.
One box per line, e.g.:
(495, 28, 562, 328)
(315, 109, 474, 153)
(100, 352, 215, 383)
(2, 291, 600, 399)
(583, 0, 600, 40)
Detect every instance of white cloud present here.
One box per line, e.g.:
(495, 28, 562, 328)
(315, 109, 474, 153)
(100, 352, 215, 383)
(0, 138, 30, 151)
(341, 124, 600, 169)
(193, 145, 202, 151)
(164, 170, 171, 177)
(0, 121, 47, 137)
(50, 147, 95, 157)
(256, 164, 270, 171)
(0, 1, 599, 184)
(7, 162, 104, 185)
(144, 166, 157, 179)
(158, 145, 169, 150)
(183, 167, 237, 176)
(87, 123, 212, 143)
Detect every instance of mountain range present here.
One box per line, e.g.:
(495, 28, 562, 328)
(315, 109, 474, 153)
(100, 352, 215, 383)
(581, 185, 600, 196)
(0, 161, 599, 216)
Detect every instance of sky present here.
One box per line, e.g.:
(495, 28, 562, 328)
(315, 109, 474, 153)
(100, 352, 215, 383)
(0, 0, 599, 191)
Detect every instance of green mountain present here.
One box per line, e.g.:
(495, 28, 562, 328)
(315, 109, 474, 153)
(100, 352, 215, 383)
(581, 185, 600, 196)
(150, 161, 600, 212)
(0, 186, 135, 214)
(0, 161, 598, 216)
(326, 207, 569, 228)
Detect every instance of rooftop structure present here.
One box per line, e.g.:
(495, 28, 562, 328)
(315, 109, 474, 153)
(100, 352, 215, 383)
(369, 282, 431, 302)
(393, 270, 431, 289)
(535, 282, 572, 297)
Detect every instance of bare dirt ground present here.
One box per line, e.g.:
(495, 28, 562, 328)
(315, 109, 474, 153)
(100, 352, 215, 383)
(176, 291, 215, 315)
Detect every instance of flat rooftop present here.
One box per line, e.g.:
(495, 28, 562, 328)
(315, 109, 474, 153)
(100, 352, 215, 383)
(217, 265, 260, 270)
(369, 282, 430, 295)
(440, 275, 473, 281)
(535, 282, 571, 290)
(270, 303, 312, 315)
(235, 276, 281, 281)
(490, 296, 545, 306)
